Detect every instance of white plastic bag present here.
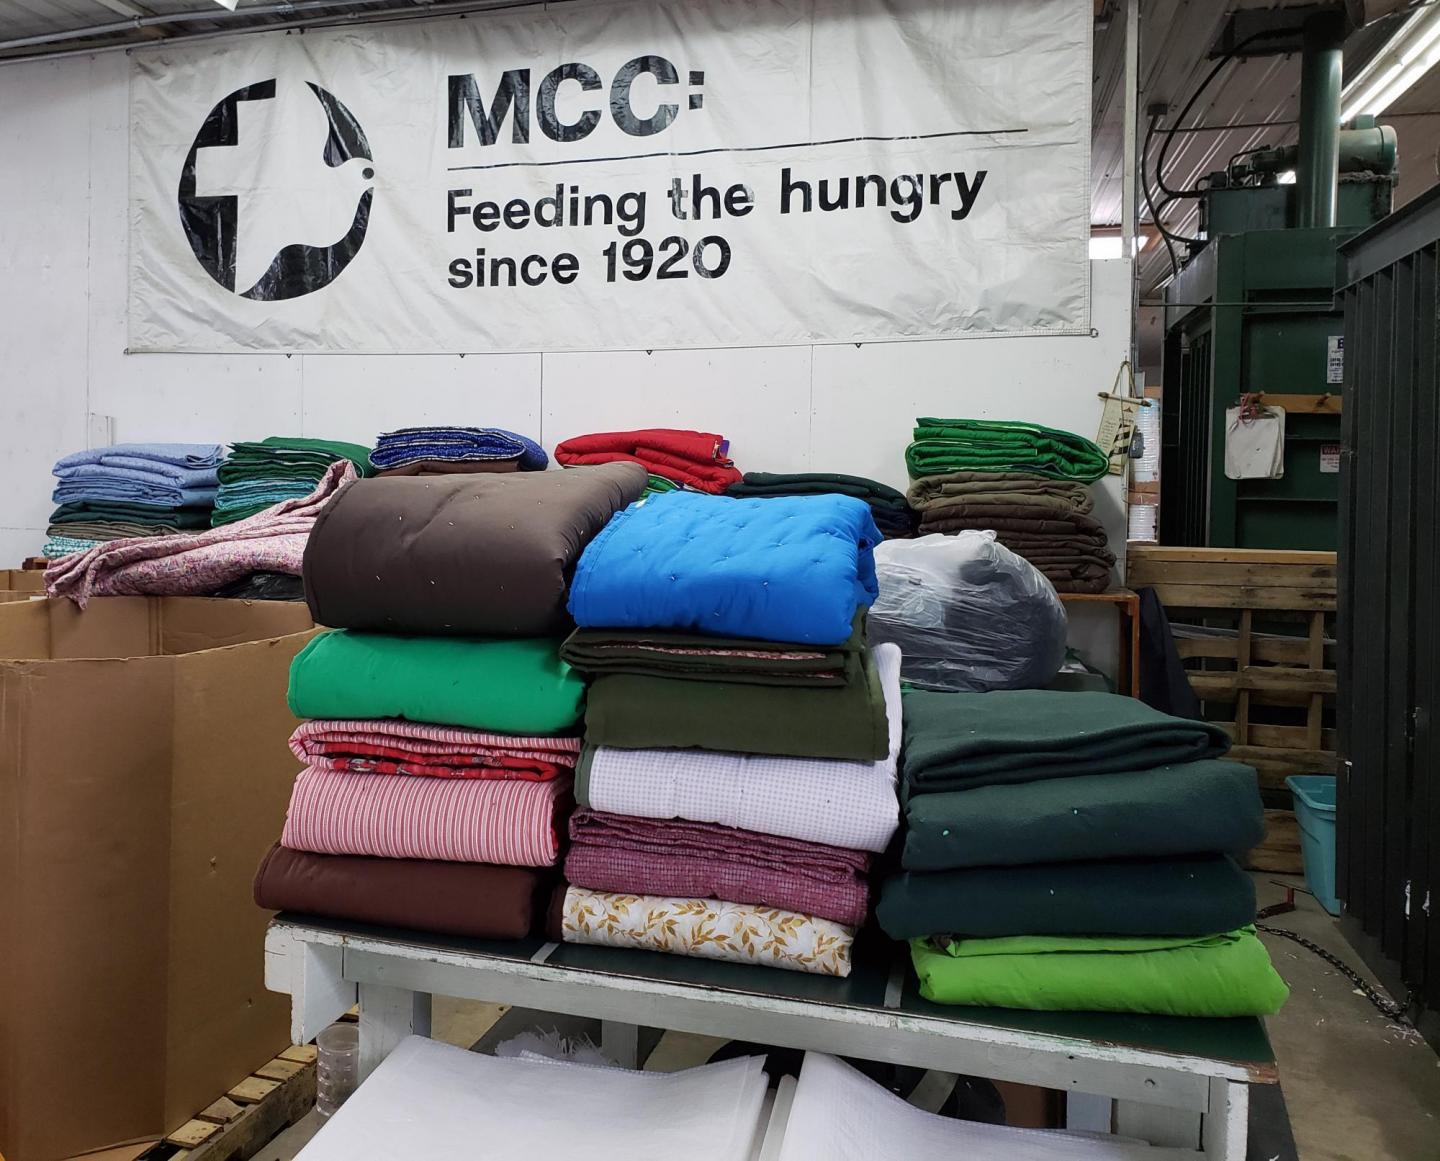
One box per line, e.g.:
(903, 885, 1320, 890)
(867, 532, 1067, 692)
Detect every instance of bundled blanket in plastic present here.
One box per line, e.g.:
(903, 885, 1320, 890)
(578, 643, 902, 851)
(559, 886, 855, 977)
(903, 759, 1264, 872)
(554, 428, 741, 493)
(282, 766, 570, 866)
(560, 614, 865, 686)
(288, 631, 585, 734)
(290, 719, 581, 782)
(565, 810, 870, 927)
(726, 472, 914, 538)
(369, 426, 548, 472)
(304, 462, 647, 636)
(901, 689, 1232, 794)
(45, 461, 355, 607)
(905, 418, 1109, 482)
(877, 853, 1256, 940)
(868, 533, 1066, 692)
(253, 844, 544, 940)
(569, 491, 881, 645)
(910, 928, 1289, 1016)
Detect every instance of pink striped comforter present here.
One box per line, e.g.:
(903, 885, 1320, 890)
(282, 766, 570, 866)
(289, 719, 581, 782)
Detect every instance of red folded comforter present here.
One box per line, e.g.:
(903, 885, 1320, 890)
(283, 767, 570, 866)
(554, 429, 741, 493)
(289, 719, 580, 782)
(564, 809, 871, 926)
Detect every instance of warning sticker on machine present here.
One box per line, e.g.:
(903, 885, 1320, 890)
(1327, 336, 1344, 385)
(1320, 443, 1341, 473)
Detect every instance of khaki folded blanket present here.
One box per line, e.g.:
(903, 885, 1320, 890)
(908, 471, 1093, 514)
(374, 460, 520, 477)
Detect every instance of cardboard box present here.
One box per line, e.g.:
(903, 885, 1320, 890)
(0, 569, 46, 604)
(0, 597, 318, 1161)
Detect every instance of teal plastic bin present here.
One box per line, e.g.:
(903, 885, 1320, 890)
(1287, 775, 1340, 915)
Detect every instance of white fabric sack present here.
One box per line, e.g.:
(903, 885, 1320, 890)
(1224, 406, 1285, 480)
(298, 1036, 768, 1161)
(778, 1053, 1199, 1161)
(585, 643, 902, 853)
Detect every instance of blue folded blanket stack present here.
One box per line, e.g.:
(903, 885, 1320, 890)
(368, 426, 548, 473)
(43, 442, 223, 558)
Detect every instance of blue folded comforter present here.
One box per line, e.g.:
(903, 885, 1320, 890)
(369, 426, 548, 471)
(54, 443, 224, 471)
(568, 491, 881, 644)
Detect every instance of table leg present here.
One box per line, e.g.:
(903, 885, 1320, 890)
(1201, 1078, 1249, 1160)
(358, 982, 433, 1080)
(601, 1020, 640, 1068)
(1115, 1099, 1201, 1149)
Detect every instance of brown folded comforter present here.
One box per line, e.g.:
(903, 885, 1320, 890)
(908, 471, 1094, 513)
(253, 844, 545, 939)
(303, 462, 647, 635)
(375, 460, 520, 477)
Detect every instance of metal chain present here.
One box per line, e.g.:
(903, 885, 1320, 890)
(1257, 922, 1413, 1024)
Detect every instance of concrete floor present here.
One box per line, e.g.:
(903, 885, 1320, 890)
(263, 876, 1440, 1160)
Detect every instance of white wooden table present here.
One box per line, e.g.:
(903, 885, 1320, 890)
(264, 918, 1277, 1158)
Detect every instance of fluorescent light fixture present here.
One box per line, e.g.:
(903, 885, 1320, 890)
(1088, 234, 1150, 260)
(1277, 169, 1296, 185)
(1342, 6, 1440, 121)
(211, 0, 240, 9)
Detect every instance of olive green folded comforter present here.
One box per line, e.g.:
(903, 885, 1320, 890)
(902, 760, 1265, 871)
(910, 928, 1288, 1016)
(288, 630, 585, 734)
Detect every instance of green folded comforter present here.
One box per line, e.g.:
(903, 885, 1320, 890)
(560, 616, 865, 686)
(911, 928, 1288, 1016)
(288, 630, 584, 733)
(218, 436, 374, 483)
(877, 854, 1256, 940)
(902, 760, 1265, 871)
(902, 689, 1231, 795)
(905, 418, 1110, 483)
(584, 645, 889, 760)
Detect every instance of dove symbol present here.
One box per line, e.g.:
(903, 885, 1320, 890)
(178, 78, 375, 301)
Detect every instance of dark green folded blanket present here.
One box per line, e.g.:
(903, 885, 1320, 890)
(878, 854, 1255, 940)
(910, 928, 1289, 1016)
(902, 689, 1231, 794)
(288, 629, 584, 733)
(727, 471, 910, 511)
(906, 418, 1109, 483)
(560, 616, 865, 686)
(584, 646, 888, 759)
(50, 501, 212, 529)
(903, 760, 1264, 871)
(219, 436, 374, 483)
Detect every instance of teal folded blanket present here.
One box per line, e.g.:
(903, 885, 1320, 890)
(877, 854, 1256, 940)
(902, 689, 1231, 795)
(902, 759, 1264, 871)
(905, 418, 1110, 483)
(911, 928, 1289, 1016)
(288, 630, 584, 734)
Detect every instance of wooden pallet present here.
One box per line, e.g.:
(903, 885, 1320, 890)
(140, 1045, 318, 1161)
(1127, 546, 1338, 875)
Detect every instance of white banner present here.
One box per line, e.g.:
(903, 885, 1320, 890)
(128, 0, 1091, 354)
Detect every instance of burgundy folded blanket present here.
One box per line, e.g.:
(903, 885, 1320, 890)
(553, 429, 741, 493)
(289, 719, 581, 782)
(282, 767, 571, 866)
(254, 844, 544, 939)
(564, 809, 871, 926)
(303, 462, 647, 635)
(46, 460, 356, 607)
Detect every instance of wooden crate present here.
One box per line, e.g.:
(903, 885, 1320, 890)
(1127, 546, 1337, 874)
(136, 1045, 318, 1161)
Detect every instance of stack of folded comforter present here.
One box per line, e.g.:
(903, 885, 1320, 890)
(254, 462, 647, 940)
(46, 460, 355, 605)
(556, 490, 898, 977)
(213, 436, 373, 525)
(368, 426, 548, 476)
(904, 419, 1115, 593)
(554, 428, 742, 493)
(876, 690, 1289, 1017)
(43, 443, 223, 558)
(726, 472, 915, 538)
